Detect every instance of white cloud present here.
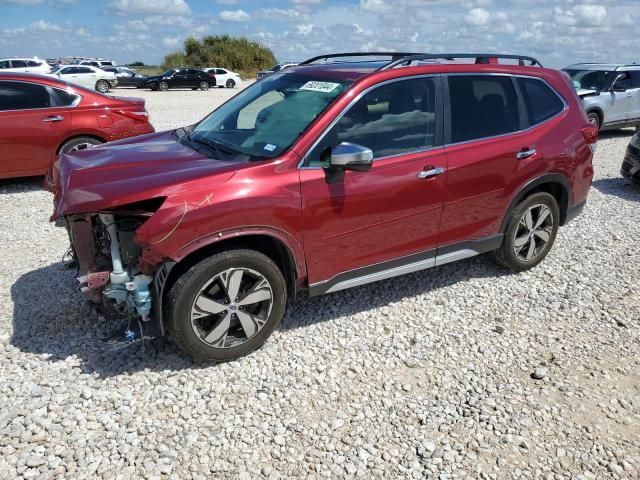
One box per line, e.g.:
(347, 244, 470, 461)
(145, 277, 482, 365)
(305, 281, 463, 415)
(258, 8, 309, 23)
(219, 9, 250, 22)
(216, 0, 238, 3)
(465, 8, 490, 26)
(108, 0, 191, 15)
(296, 24, 313, 36)
(30, 20, 62, 32)
(161, 35, 181, 47)
(359, 0, 390, 13)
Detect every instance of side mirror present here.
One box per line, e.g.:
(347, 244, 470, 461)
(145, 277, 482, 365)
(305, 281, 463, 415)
(324, 142, 373, 184)
(329, 142, 373, 172)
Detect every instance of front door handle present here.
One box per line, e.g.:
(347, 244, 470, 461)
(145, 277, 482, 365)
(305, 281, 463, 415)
(42, 115, 64, 122)
(516, 148, 537, 160)
(417, 167, 445, 179)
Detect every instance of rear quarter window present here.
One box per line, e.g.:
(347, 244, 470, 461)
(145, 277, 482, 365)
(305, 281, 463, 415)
(517, 78, 565, 126)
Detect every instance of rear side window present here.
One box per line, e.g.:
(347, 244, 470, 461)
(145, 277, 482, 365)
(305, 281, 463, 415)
(51, 88, 79, 107)
(448, 75, 519, 143)
(27, 60, 41, 67)
(11, 60, 28, 68)
(0, 81, 52, 110)
(77, 67, 93, 74)
(517, 78, 564, 126)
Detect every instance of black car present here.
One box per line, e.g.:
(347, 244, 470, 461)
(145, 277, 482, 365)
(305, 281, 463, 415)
(621, 131, 640, 184)
(143, 68, 215, 91)
(102, 67, 147, 88)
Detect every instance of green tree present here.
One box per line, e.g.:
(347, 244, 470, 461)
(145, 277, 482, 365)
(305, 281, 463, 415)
(163, 35, 277, 79)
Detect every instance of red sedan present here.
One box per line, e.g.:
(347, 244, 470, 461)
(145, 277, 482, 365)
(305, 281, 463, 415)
(0, 73, 154, 180)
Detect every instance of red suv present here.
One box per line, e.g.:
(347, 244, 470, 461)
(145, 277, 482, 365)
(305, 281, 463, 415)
(50, 53, 597, 361)
(0, 73, 154, 180)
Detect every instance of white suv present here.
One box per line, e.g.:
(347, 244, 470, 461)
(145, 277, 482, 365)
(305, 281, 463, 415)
(0, 58, 50, 74)
(47, 65, 117, 93)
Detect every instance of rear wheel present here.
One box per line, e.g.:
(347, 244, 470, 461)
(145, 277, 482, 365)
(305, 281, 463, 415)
(199, 81, 210, 91)
(59, 136, 102, 154)
(494, 192, 560, 272)
(167, 249, 287, 362)
(226, 79, 236, 88)
(95, 80, 110, 94)
(587, 111, 601, 130)
(158, 81, 169, 91)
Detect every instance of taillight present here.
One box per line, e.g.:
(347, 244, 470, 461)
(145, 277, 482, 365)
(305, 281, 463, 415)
(114, 109, 149, 122)
(581, 125, 598, 153)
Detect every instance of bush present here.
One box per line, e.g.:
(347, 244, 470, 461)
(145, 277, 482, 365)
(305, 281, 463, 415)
(128, 61, 145, 67)
(163, 35, 277, 79)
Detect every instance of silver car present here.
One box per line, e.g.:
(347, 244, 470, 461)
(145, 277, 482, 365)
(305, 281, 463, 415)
(563, 63, 640, 131)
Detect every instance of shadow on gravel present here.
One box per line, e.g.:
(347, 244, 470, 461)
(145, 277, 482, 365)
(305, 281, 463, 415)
(11, 255, 508, 377)
(592, 177, 640, 202)
(598, 128, 637, 140)
(0, 176, 45, 194)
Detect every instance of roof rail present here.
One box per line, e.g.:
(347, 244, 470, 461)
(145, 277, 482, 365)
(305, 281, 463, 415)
(380, 53, 543, 70)
(299, 52, 424, 65)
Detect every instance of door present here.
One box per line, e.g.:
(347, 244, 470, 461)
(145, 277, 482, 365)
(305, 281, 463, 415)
(172, 69, 188, 88)
(439, 74, 538, 246)
(189, 69, 204, 87)
(605, 72, 633, 124)
(628, 71, 640, 124)
(300, 76, 446, 285)
(0, 80, 72, 175)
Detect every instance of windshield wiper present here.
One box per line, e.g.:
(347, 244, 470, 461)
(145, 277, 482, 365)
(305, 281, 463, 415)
(187, 134, 236, 159)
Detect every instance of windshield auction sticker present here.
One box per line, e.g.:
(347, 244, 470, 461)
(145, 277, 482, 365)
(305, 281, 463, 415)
(300, 81, 341, 93)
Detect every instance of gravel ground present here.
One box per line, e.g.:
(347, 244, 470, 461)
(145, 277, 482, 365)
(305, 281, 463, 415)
(0, 85, 639, 480)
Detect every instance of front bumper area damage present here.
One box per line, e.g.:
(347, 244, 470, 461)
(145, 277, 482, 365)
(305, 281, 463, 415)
(62, 210, 171, 341)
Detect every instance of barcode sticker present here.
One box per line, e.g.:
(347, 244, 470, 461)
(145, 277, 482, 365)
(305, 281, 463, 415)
(299, 81, 341, 93)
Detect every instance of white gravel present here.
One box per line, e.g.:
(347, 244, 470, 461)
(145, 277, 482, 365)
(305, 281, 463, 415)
(0, 85, 639, 479)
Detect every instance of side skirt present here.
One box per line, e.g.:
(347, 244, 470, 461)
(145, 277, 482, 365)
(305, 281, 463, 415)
(308, 234, 503, 296)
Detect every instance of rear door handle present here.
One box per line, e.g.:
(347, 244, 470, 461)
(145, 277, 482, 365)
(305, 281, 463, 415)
(516, 148, 537, 160)
(42, 115, 64, 122)
(417, 167, 445, 179)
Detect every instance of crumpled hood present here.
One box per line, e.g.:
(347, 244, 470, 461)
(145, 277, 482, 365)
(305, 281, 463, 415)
(576, 88, 600, 98)
(52, 131, 237, 218)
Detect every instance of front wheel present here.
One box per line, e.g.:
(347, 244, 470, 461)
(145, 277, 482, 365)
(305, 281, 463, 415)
(167, 250, 287, 362)
(493, 192, 560, 272)
(199, 81, 210, 90)
(587, 111, 601, 130)
(95, 80, 110, 93)
(158, 81, 169, 91)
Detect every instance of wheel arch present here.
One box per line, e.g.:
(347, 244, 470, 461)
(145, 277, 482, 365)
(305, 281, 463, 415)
(162, 232, 303, 306)
(585, 107, 604, 127)
(56, 133, 106, 155)
(500, 174, 572, 232)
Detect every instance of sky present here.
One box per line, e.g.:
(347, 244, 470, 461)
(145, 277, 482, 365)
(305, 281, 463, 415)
(0, 0, 638, 68)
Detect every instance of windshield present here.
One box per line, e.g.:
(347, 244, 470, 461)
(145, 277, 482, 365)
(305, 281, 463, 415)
(189, 73, 351, 160)
(564, 69, 615, 91)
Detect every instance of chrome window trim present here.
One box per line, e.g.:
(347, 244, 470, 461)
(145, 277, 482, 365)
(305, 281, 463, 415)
(298, 72, 568, 169)
(298, 74, 441, 170)
(0, 79, 82, 112)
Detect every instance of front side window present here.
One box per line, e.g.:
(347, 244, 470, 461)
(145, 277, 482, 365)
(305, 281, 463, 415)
(448, 75, 519, 143)
(11, 60, 28, 68)
(517, 78, 564, 126)
(0, 81, 52, 111)
(189, 73, 350, 161)
(305, 77, 437, 167)
(630, 71, 640, 89)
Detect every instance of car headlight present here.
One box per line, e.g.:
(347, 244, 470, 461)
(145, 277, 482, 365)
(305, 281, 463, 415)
(631, 133, 640, 148)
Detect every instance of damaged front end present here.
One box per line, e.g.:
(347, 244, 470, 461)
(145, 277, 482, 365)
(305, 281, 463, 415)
(60, 199, 172, 340)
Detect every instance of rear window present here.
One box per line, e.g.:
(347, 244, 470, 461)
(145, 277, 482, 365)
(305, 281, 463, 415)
(448, 75, 519, 143)
(517, 78, 564, 126)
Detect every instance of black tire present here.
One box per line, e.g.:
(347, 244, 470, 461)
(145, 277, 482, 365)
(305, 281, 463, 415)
(167, 249, 287, 362)
(493, 192, 560, 272)
(59, 136, 102, 154)
(226, 79, 235, 88)
(587, 111, 601, 130)
(199, 81, 210, 91)
(95, 80, 110, 94)
(158, 81, 169, 91)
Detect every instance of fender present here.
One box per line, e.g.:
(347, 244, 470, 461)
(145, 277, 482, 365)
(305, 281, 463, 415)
(500, 173, 572, 232)
(173, 225, 307, 280)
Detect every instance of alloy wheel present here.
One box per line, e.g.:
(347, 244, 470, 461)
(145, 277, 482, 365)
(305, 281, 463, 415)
(190, 267, 273, 349)
(68, 142, 95, 153)
(226, 79, 235, 88)
(513, 204, 554, 262)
